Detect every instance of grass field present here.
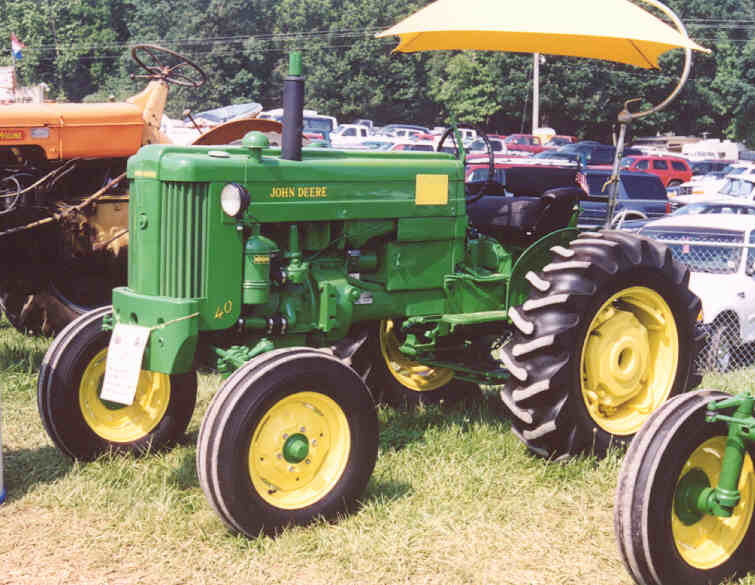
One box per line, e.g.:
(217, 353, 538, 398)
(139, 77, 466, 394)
(2, 316, 755, 585)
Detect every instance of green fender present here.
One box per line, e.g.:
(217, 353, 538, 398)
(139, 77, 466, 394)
(506, 227, 580, 309)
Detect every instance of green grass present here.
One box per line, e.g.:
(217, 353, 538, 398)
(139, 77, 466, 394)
(0, 316, 753, 585)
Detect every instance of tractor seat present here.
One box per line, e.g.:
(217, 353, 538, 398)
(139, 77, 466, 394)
(467, 187, 580, 243)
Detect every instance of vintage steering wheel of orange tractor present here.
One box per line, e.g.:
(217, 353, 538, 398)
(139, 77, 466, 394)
(130, 44, 207, 88)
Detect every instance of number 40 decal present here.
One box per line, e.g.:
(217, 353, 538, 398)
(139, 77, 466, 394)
(214, 300, 233, 320)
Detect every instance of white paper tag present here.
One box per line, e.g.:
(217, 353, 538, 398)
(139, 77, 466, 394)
(100, 324, 151, 406)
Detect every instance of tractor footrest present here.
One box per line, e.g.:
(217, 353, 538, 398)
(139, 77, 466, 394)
(440, 310, 509, 327)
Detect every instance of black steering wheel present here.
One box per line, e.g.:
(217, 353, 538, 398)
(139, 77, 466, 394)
(437, 127, 497, 204)
(130, 44, 207, 88)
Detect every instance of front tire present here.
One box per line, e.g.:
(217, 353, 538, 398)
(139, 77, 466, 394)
(500, 231, 701, 458)
(37, 307, 197, 460)
(197, 349, 379, 536)
(614, 390, 755, 585)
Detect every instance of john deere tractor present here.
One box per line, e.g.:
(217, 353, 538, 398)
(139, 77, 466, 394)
(38, 54, 700, 537)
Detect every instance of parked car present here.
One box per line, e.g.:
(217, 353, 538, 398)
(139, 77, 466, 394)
(619, 154, 692, 187)
(617, 199, 755, 232)
(543, 135, 578, 148)
(674, 171, 755, 206)
(639, 213, 755, 370)
(378, 123, 430, 138)
(690, 159, 735, 176)
(330, 123, 372, 147)
(258, 108, 337, 139)
(550, 141, 612, 166)
(389, 141, 436, 152)
(675, 163, 755, 198)
(532, 149, 582, 164)
(502, 133, 547, 155)
(577, 169, 671, 228)
(467, 135, 506, 154)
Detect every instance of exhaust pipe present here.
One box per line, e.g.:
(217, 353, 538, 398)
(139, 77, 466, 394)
(281, 52, 304, 161)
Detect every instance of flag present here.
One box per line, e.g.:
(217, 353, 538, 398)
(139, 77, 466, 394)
(10, 33, 24, 60)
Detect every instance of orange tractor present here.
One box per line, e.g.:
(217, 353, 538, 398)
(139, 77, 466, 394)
(0, 45, 280, 335)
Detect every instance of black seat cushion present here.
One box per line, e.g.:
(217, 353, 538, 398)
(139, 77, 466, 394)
(467, 196, 547, 242)
(468, 187, 580, 243)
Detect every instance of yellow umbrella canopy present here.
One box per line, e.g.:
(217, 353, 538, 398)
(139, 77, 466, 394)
(376, 0, 709, 69)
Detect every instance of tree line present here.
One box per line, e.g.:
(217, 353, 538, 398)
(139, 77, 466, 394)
(1, 0, 753, 145)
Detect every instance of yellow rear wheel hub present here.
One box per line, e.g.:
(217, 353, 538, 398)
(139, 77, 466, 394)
(672, 437, 755, 569)
(379, 319, 454, 392)
(580, 286, 678, 435)
(78, 348, 171, 443)
(248, 391, 351, 510)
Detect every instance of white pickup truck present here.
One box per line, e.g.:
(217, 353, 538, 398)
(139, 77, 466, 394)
(330, 123, 372, 147)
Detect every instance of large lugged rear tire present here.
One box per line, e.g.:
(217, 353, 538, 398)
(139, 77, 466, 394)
(500, 231, 701, 458)
(197, 349, 379, 536)
(614, 390, 755, 585)
(0, 285, 85, 337)
(37, 307, 197, 460)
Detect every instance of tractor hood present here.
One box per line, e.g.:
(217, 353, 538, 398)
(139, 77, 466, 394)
(0, 102, 144, 159)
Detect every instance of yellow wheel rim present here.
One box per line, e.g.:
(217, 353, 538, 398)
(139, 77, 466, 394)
(78, 348, 171, 443)
(248, 391, 351, 510)
(379, 319, 454, 392)
(580, 286, 678, 435)
(672, 437, 755, 569)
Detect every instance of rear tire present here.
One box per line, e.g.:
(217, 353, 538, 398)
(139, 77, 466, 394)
(370, 319, 479, 407)
(197, 350, 379, 536)
(614, 390, 755, 585)
(37, 307, 197, 460)
(500, 231, 701, 458)
(0, 285, 84, 337)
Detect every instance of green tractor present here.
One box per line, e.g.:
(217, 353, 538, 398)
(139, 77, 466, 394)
(37, 52, 701, 536)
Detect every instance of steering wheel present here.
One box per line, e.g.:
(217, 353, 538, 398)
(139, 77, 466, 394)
(130, 44, 207, 88)
(437, 127, 497, 204)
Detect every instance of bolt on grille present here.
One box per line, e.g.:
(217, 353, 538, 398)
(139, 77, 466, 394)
(159, 181, 210, 298)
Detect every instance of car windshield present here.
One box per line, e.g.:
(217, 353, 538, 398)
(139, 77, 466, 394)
(468, 138, 503, 152)
(304, 117, 335, 133)
(718, 178, 755, 198)
(466, 168, 505, 183)
(640, 228, 744, 274)
(533, 151, 580, 162)
(585, 173, 667, 199)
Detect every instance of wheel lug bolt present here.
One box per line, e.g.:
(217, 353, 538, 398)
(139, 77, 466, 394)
(277, 453, 282, 460)
(300, 426, 306, 432)
(288, 465, 295, 472)
(282, 433, 289, 439)
(311, 439, 317, 446)
(305, 459, 311, 465)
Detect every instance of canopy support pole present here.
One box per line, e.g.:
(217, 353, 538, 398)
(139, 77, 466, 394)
(603, 0, 693, 229)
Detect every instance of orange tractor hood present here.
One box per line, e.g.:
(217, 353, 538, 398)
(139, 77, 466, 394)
(0, 101, 146, 160)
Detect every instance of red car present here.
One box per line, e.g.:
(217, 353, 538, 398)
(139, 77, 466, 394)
(502, 134, 547, 155)
(620, 154, 692, 188)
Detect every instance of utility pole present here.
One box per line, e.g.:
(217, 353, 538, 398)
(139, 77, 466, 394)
(532, 53, 539, 134)
(532, 54, 547, 134)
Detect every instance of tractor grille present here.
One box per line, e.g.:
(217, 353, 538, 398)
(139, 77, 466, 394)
(159, 181, 209, 298)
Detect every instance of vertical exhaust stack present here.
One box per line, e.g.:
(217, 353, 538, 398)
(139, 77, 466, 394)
(281, 51, 304, 161)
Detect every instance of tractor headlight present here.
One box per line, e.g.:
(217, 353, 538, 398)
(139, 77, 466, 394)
(221, 183, 250, 218)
